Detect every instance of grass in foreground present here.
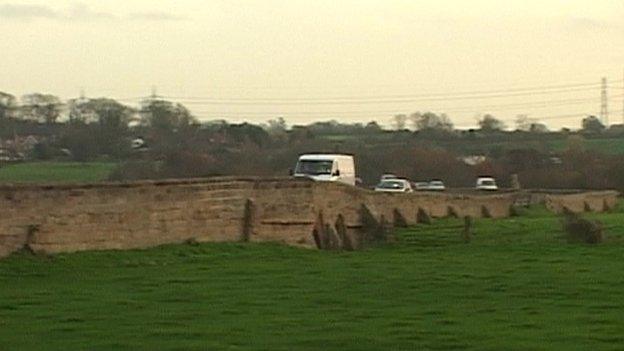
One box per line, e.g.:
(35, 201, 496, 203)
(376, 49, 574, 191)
(0, 162, 116, 183)
(2, 207, 624, 350)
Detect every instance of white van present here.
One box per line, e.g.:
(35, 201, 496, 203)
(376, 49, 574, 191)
(293, 154, 356, 186)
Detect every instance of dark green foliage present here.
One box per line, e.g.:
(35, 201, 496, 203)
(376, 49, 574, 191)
(478, 114, 505, 132)
(31, 142, 56, 160)
(141, 99, 197, 132)
(581, 115, 605, 134)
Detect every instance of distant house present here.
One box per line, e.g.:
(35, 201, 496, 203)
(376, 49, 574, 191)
(0, 147, 25, 162)
(0, 148, 11, 162)
(460, 155, 487, 166)
(0, 135, 44, 161)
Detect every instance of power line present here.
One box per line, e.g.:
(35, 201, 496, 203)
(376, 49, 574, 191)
(162, 89, 608, 106)
(149, 75, 620, 91)
(188, 95, 623, 117)
(84, 80, 624, 104)
(161, 86, 610, 104)
(164, 82, 603, 100)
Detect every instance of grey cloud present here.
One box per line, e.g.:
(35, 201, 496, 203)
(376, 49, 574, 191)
(568, 17, 620, 31)
(0, 4, 60, 19)
(68, 3, 116, 21)
(0, 3, 186, 22)
(128, 11, 186, 21)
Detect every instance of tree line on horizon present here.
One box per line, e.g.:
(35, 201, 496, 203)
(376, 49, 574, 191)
(0, 90, 610, 134)
(2, 90, 622, 191)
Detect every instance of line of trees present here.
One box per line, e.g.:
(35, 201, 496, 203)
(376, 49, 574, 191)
(1, 91, 610, 134)
(2, 90, 622, 191)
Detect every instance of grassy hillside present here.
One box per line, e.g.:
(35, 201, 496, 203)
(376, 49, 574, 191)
(0, 162, 116, 183)
(1, 207, 624, 350)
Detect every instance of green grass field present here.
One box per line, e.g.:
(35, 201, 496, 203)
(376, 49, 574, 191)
(0, 162, 116, 183)
(2, 207, 624, 350)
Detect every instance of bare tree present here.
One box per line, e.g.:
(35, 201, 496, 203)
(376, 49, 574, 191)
(392, 114, 407, 130)
(478, 114, 505, 132)
(140, 99, 197, 131)
(20, 93, 63, 123)
(68, 98, 134, 128)
(410, 112, 454, 131)
(581, 115, 605, 134)
(515, 114, 531, 131)
(515, 114, 548, 133)
(0, 92, 17, 120)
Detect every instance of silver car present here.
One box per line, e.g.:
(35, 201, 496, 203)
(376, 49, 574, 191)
(427, 180, 446, 191)
(375, 179, 413, 193)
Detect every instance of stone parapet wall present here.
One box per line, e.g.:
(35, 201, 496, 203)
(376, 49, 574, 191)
(0, 177, 619, 258)
(543, 191, 619, 213)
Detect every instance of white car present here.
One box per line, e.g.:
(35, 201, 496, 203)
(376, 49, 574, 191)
(375, 179, 413, 193)
(413, 181, 430, 191)
(427, 180, 446, 191)
(476, 177, 498, 191)
(380, 174, 398, 182)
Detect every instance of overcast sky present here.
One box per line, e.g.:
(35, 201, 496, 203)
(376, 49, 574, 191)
(1, 0, 623, 128)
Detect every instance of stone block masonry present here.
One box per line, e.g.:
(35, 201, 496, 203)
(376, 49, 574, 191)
(0, 177, 618, 258)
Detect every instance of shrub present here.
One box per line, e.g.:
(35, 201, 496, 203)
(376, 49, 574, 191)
(562, 210, 603, 244)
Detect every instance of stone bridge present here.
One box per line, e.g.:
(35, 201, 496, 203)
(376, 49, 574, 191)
(0, 177, 618, 258)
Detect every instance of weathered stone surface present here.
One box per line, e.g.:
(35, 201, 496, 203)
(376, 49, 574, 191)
(0, 177, 618, 258)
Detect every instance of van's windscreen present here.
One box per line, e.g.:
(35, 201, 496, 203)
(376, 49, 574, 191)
(295, 160, 334, 175)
